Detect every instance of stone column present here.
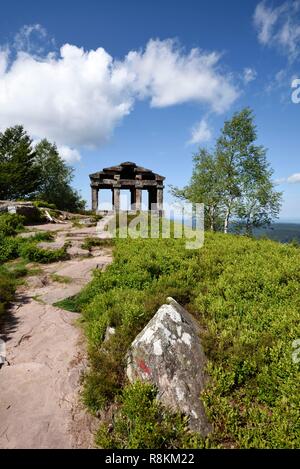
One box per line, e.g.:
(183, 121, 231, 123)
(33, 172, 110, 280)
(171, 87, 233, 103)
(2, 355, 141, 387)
(135, 188, 142, 211)
(157, 187, 163, 212)
(113, 187, 120, 211)
(148, 188, 157, 211)
(130, 188, 136, 210)
(91, 187, 98, 212)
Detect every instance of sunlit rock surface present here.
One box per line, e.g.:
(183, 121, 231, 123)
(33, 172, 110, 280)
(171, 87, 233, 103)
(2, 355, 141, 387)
(126, 297, 211, 436)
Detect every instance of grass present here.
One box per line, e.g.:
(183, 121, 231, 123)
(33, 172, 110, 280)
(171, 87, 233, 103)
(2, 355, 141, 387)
(18, 241, 70, 264)
(0, 212, 70, 320)
(68, 230, 300, 449)
(96, 381, 203, 449)
(53, 294, 81, 311)
(50, 273, 72, 284)
(81, 237, 114, 251)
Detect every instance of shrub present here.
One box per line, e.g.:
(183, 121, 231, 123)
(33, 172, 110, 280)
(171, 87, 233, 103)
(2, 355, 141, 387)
(81, 237, 114, 251)
(0, 234, 21, 263)
(19, 242, 70, 263)
(33, 200, 57, 210)
(29, 231, 54, 242)
(0, 213, 25, 236)
(76, 231, 300, 448)
(0, 266, 17, 319)
(96, 381, 203, 449)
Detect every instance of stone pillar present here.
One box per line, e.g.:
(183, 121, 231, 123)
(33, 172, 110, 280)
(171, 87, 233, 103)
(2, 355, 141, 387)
(148, 188, 157, 211)
(130, 188, 136, 210)
(113, 187, 120, 211)
(135, 188, 142, 211)
(111, 188, 114, 208)
(157, 187, 163, 212)
(91, 187, 98, 212)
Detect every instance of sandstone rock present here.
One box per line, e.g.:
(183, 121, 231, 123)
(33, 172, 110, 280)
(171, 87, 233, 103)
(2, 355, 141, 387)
(0, 201, 40, 221)
(126, 297, 211, 436)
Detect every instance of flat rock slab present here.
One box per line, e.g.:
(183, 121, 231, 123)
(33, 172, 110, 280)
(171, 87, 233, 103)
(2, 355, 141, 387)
(0, 302, 92, 448)
(126, 297, 211, 436)
(0, 217, 113, 448)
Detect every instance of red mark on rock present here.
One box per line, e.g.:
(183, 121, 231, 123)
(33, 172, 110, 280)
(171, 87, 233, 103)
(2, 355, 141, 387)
(137, 358, 151, 375)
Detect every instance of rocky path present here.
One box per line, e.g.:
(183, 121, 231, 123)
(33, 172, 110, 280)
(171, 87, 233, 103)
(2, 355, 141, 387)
(0, 220, 112, 449)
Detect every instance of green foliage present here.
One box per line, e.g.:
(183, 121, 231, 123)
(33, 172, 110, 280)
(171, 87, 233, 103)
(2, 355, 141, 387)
(29, 231, 54, 242)
(19, 242, 70, 263)
(0, 234, 21, 263)
(0, 213, 25, 236)
(77, 232, 300, 448)
(96, 381, 203, 449)
(0, 125, 40, 200)
(33, 200, 57, 209)
(172, 108, 282, 234)
(53, 294, 81, 312)
(81, 237, 114, 251)
(50, 274, 72, 284)
(33, 139, 86, 212)
(0, 266, 17, 318)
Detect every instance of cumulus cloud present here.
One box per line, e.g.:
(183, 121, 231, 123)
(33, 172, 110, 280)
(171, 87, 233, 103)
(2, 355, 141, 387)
(254, 1, 300, 61)
(188, 118, 212, 145)
(243, 67, 257, 83)
(123, 39, 239, 112)
(275, 173, 300, 184)
(287, 173, 300, 183)
(58, 145, 81, 163)
(0, 26, 239, 160)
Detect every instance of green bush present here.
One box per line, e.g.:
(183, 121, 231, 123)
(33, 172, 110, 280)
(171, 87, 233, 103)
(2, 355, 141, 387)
(29, 231, 54, 242)
(75, 231, 300, 448)
(19, 242, 70, 263)
(0, 213, 25, 236)
(81, 237, 114, 251)
(96, 381, 203, 449)
(0, 266, 17, 318)
(0, 234, 21, 263)
(32, 200, 57, 210)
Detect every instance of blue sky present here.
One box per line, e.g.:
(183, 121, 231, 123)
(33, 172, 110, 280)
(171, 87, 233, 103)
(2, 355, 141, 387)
(1, 0, 300, 219)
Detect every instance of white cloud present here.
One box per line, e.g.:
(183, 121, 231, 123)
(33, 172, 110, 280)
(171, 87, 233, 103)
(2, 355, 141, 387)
(275, 173, 300, 184)
(58, 145, 81, 163)
(254, 1, 300, 61)
(287, 173, 300, 183)
(0, 27, 239, 155)
(243, 67, 257, 83)
(123, 39, 239, 113)
(188, 118, 212, 145)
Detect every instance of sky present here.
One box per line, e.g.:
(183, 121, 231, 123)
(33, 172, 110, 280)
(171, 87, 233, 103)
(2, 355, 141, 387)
(1, 0, 300, 219)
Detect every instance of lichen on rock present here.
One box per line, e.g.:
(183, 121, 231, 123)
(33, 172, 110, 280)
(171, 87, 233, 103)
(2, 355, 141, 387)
(126, 297, 211, 436)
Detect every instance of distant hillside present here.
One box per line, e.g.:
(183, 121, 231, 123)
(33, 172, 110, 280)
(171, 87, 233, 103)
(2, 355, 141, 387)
(254, 223, 300, 243)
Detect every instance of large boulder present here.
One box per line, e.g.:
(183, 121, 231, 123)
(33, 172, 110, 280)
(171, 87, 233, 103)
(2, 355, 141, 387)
(0, 201, 40, 221)
(126, 297, 211, 436)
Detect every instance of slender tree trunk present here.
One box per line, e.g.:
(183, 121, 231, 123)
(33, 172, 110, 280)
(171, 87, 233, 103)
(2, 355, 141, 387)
(224, 207, 230, 234)
(209, 206, 215, 231)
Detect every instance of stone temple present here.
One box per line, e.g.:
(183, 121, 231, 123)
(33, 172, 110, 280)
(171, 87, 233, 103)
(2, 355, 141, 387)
(89, 162, 165, 212)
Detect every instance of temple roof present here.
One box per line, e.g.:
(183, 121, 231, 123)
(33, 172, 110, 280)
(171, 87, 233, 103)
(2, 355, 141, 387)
(90, 161, 165, 181)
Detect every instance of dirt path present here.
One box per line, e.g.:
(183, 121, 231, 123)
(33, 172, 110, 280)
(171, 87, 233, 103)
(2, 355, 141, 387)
(0, 220, 112, 449)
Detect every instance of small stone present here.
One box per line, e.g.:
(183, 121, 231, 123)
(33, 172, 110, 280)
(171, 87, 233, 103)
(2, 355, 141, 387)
(104, 327, 116, 342)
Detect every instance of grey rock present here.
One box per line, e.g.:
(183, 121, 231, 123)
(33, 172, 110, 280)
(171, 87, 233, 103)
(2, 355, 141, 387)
(0, 201, 40, 220)
(104, 326, 116, 342)
(126, 297, 211, 436)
